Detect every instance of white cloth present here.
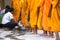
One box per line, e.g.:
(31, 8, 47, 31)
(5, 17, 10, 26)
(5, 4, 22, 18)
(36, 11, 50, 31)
(2, 12, 13, 24)
(0, 9, 5, 16)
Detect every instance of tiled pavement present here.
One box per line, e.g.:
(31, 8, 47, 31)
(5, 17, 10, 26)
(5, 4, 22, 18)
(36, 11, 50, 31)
(0, 28, 25, 40)
(0, 29, 56, 40)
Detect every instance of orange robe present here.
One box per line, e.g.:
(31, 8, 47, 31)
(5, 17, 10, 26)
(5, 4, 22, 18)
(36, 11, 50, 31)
(21, 0, 29, 27)
(47, 0, 52, 31)
(42, 0, 51, 31)
(51, 0, 60, 32)
(11, 0, 20, 21)
(29, 0, 41, 28)
(37, 0, 45, 30)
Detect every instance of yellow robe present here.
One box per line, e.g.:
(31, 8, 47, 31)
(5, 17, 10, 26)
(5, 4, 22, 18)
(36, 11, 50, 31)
(51, 0, 60, 32)
(37, 0, 45, 30)
(19, 0, 24, 8)
(47, 0, 52, 31)
(29, 0, 41, 28)
(21, 0, 29, 27)
(11, 0, 20, 21)
(29, 0, 37, 28)
(42, 0, 51, 31)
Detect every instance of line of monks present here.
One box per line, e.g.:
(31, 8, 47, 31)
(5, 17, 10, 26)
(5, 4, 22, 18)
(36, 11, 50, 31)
(11, 0, 60, 40)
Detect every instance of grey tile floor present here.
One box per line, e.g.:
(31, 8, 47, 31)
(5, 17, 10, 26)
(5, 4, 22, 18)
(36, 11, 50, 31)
(0, 28, 25, 40)
(0, 29, 56, 40)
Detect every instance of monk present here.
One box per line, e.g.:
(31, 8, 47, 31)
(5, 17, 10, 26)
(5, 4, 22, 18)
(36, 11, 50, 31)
(51, 0, 60, 40)
(29, 0, 41, 34)
(21, 0, 30, 32)
(39, 0, 53, 37)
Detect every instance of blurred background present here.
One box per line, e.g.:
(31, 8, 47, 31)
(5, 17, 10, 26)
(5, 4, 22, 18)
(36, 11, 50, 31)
(0, 0, 11, 9)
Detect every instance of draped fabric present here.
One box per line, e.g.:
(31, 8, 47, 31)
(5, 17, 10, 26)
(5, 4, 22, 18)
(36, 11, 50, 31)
(51, 0, 60, 32)
(37, 0, 45, 30)
(42, 0, 51, 31)
(11, 0, 21, 21)
(21, 0, 29, 27)
(29, 0, 41, 28)
(29, 0, 37, 28)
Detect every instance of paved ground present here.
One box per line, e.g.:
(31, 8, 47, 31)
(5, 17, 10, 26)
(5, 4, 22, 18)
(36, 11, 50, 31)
(0, 29, 55, 40)
(0, 28, 57, 40)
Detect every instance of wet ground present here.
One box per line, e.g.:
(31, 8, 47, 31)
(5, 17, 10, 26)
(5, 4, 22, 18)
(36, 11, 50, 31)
(0, 28, 57, 40)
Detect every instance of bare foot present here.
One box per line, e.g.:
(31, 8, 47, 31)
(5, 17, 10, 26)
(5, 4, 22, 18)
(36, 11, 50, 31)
(56, 38, 60, 40)
(40, 33, 47, 36)
(55, 32, 59, 40)
(40, 31, 47, 36)
(48, 34, 53, 38)
(32, 31, 37, 34)
(47, 35, 54, 38)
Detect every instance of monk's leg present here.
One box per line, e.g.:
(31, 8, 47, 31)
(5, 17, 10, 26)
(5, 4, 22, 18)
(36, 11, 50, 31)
(25, 26, 32, 32)
(32, 25, 37, 34)
(43, 30, 47, 36)
(48, 32, 54, 38)
(55, 32, 59, 40)
(28, 27, 32, 32)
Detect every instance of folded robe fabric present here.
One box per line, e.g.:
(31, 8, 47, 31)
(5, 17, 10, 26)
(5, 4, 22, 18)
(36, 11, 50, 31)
(51, 0, 60, 32)
(37, 0, 45, 30)
(29, 0, 41, 28)
(11, 0, 21, 21)
(21, 0, 29, 27)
